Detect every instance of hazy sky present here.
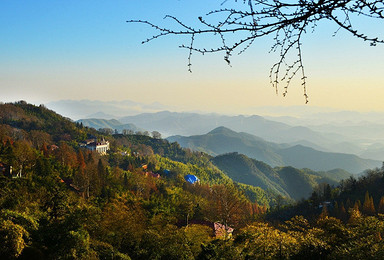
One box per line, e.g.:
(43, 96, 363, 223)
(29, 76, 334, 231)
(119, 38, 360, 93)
(1, 1, 384, 115)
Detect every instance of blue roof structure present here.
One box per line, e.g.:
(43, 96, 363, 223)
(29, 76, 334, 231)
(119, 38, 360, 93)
(184, 174, 199, 184)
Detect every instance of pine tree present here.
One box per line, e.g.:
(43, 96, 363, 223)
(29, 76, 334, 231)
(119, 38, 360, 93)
(319, 203, 329, 219)
(333, 201, 339, 218)
(349, 203, 362, 224)
(123, 172, 129, 188)
(41, 142, 49, 157)
(262, 204, 267, 214)
(363, 191, 376, 216)
(252, 203, 260, 215)
(77, 150, 86, 171)
(354, 200, 362, 211)
(2, 139, 15, 165)
(378, 196, 384, 214)
(87, 151, 94, 164)
(323, 184, 332, 200)
(339, 202, 348, 222)
(346, 198, 353, 211)
(97, 158, 106, 187)
(369, 196, 376, 215)
(363, 191, 371, 214)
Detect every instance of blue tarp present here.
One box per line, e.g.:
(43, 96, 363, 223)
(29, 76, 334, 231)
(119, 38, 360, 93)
(184, 174, 199, 184)
(163, 169, 170, 175)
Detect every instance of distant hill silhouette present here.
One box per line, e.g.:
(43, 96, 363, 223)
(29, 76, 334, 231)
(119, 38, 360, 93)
(119, 111, 338, 146)
(168, 127, 381, 174)
(77, 118, 143, 133)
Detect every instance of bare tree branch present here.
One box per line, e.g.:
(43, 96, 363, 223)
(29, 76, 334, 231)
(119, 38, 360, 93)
(128, 0, 384, 103)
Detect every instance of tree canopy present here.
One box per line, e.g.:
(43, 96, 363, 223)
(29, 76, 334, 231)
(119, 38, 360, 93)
(3, 102, 384, 258)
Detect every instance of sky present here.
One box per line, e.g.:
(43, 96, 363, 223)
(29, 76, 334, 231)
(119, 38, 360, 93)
(1, 0, 384, 115)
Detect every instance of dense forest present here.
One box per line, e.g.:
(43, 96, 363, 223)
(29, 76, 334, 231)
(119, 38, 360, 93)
(2, 101, 384, 259)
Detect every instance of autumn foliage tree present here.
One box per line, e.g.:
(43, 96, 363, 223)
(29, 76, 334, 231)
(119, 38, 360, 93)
(209, 184, 248, 227)
(363, 191, 376, 216)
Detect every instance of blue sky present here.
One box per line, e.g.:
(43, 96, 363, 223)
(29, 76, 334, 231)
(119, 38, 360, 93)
(1, 1, 384, 114)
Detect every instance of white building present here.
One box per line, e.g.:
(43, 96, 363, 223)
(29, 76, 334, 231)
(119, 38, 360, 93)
(83, 138, 110, 155)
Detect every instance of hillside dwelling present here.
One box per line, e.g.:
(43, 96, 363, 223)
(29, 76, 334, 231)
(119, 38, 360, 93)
(49, 144, 59, 151)
(185, 174, 199, 184)
(0, 162, 21, 178)
(0, 162, 11, 176)
(214, 222, 234, 239)
(319, 201, 332, 209)
(81, 138, 110, 155)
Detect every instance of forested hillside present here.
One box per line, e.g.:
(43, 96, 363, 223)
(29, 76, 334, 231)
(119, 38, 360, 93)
(212, 153, 350, 201)
(2, 101, 384, 259)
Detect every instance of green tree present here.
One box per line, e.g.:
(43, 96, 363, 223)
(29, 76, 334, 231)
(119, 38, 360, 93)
(1, 139, 16, 166)
(333, 216, 384, 259)
(198, 239, 241, 260)
(0, 220, 29, 259)
(235, 222, 298, 259)
(284, 216, 330, 259)
(334, 201, 348, 221)
(12, 140, 36, 178)
(315, 217, 346, 254)
(100, 194, 147, 253)
(184, 224, 212, 258)
(138, 224, 194, 260)
(151, 131, 162, 139)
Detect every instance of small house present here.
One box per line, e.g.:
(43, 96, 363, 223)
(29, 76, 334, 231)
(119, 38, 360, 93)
(214, 222, 234, 239)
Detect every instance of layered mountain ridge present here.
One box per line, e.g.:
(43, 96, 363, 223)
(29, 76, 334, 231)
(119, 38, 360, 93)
(168, 126, 380, 174)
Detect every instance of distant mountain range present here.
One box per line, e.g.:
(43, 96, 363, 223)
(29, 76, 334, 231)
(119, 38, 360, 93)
(168, 127, 381, 174)
(75, 116, 379, 174)
(265, 112, 384, 159)
(77, 118, 143, 133)
(71, 108, 384, 161)
(118, 111, 341, 146)
(46, 99, 171, 120)
(120, 110, 384, 161)
(119, 111, 384, 157)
